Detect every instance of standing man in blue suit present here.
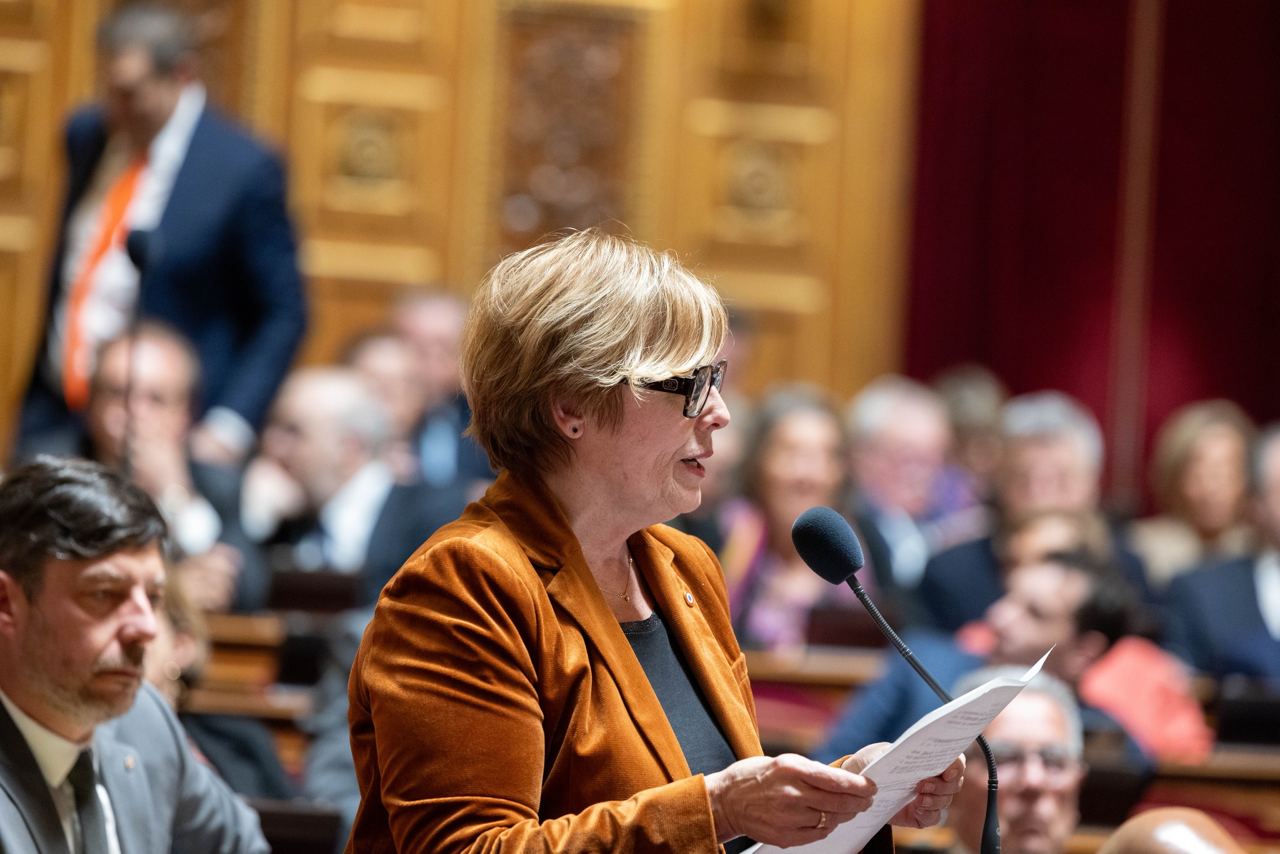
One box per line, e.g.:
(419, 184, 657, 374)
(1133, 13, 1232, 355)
(17, 2, 306, 466)
(1164, 424, 1280, 680)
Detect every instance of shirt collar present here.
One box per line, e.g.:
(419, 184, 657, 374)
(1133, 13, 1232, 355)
(0, 688, 88, 788)
(319, 460, 396, 571)
(1255, 550, 1280, 640)
(321, 460, 394, 529)
(146, 82, 206, 168)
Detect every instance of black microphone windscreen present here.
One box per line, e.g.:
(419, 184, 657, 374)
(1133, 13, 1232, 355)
(791, 506, 865, 585)
(125, 230, 151, 272)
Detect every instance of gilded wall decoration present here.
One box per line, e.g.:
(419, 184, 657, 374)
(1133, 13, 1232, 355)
(498, 8, 636, 254)
(0, 0, 921, 450)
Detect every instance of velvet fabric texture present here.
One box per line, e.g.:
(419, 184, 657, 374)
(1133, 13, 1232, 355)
(347, 472, 894, 852)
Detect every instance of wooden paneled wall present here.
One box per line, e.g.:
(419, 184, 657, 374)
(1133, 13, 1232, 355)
(0, 0, 920, 453)
(0, 0, 101, 455)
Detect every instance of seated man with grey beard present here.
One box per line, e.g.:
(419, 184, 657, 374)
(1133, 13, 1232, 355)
(0, 456, 266, 853)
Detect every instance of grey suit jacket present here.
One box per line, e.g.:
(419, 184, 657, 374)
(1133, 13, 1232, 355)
(0, 683, 267, 854)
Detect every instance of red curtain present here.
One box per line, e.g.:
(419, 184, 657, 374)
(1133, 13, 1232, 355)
(904, 0, 1280, 507)
(1144, 1, 1280, 433)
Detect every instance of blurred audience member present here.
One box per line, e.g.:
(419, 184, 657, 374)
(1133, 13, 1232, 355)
(719, 307, 758, 402)
(17, 2, 305, 466)
(846, 376, 953, 617)
(19, 323, 266, 612)
(1163, 424, 1280, 680)
(1000, 510, 1113, 572)
(342, 329, 425, 481)
(947, 670, 1085, 854)
(817, 551, 1207, 766)
(1098, 808, 1247, 854)
(144, 571, 294, 799)
(719, 385, 862, 651)
(997, 392, 1103, 519)
(393, 291, 492, 494)
(1129, 400, 1255, 591)
(302, 606, 375, 849)
(258, 368, 466, 605)
(932, 363, 1008, 508)
(917, 392, 1151, 633)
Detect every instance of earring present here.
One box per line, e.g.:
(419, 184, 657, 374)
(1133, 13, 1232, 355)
(570, 426, 581, 436)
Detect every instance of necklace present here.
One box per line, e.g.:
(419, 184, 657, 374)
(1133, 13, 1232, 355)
(607, 552, 636, 602)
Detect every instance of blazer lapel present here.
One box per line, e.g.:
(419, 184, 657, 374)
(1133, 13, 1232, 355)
(633, 532, 760, 760)
(65, 114, 109, 223)
(154, 106, 209, 236)
(93, 732, 153, 854)
(0, 703, 71, 854)
(486, 473, 691, 782)
(546, 552, 693, 782)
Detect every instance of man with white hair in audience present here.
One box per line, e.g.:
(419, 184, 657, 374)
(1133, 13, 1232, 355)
(847, 375, 956, 623)
(256, 367, 466, 605)
(946, 669, 1086, 854)
(917, 391, 1151, 632)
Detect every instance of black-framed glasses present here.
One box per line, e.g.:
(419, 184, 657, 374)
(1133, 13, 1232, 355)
(640, 360, 727, 418)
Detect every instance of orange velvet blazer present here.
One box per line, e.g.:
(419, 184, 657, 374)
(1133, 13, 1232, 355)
(347, 472, 894, 853)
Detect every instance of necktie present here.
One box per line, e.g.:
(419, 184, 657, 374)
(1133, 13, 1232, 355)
(68, 749, 112, 854)
(62, 156, 147, 411)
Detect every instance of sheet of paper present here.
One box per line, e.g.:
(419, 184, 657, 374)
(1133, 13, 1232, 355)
(745, 649, 1051, 854)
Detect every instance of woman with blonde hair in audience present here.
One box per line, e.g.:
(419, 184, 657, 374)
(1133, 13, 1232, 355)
(1128, 399, 1255, 590)
(345, 229, 963, 852)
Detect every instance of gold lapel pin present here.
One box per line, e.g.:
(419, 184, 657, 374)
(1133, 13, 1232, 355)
(124, 755, 136, 771)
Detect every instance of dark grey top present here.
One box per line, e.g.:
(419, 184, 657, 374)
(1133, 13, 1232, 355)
(622, 611, 754, 854)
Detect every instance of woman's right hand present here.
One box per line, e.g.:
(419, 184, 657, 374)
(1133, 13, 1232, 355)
(705, 754, 878, 847)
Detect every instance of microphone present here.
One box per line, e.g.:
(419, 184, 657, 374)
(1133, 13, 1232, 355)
(792, 506, 1001, 854)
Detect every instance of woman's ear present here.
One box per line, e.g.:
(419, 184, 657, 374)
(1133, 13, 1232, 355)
(551, 400, 585, 439)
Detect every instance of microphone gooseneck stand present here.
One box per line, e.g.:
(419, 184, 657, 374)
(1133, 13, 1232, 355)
(790, 506, 1000, 854)
(844, 572, 1001, 854)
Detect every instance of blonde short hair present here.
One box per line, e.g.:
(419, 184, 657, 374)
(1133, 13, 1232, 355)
(1151, 399, 1254, 513)
(462, 229, 727, 478)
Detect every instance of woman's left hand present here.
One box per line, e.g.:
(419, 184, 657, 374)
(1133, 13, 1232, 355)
(841, 744, 966, 829)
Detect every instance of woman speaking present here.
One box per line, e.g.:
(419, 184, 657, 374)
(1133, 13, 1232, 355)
(347, 230, 962, 852)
